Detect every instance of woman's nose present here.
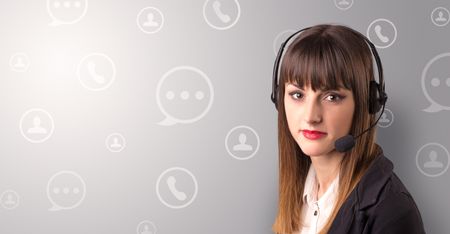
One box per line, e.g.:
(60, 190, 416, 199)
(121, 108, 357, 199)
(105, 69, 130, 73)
(303, 98, 322, 124)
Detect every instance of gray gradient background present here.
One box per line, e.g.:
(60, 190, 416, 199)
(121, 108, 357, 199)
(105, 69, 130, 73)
(0, 0, 449, 233)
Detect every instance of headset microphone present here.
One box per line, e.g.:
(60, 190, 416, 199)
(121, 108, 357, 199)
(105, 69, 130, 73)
(334, 102, 386, 152)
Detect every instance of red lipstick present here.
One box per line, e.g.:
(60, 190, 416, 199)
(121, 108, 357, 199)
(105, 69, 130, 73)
(302, 130, 327, 140)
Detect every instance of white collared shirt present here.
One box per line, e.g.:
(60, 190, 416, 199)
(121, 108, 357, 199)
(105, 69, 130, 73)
(294, 165, 339, 234)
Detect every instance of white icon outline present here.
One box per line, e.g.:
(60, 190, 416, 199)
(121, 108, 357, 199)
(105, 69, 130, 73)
(105, 133, 126, 152)
(136, 6, 164, 34)
(416, 142, 449, 177)
(225, 125, 260, 160)
(421, 52, 450, 112)
(77, 53, 116, 91)
(9, 52, 30, 72)
(156, 167, 198, 209)
(19, 108, 55, 143)
(156, 66, 214, 126)
(47, 0, 88, 26)
(203, 0, 241, 30)
(367, 18, 397, 48)
(334, 0, 354, 11)
(0, 190, 20, 210)
(136, 220, 157, 234)
(377, 108, 394, 128)
(47, 170, 86, 211)
(431, 7, 450, 27)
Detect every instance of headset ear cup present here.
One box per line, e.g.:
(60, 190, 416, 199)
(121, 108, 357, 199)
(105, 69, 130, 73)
(368, 81, 381, 114)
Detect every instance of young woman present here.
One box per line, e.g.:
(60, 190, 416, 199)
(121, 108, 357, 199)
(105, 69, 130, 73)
(270, 24, 425, 234)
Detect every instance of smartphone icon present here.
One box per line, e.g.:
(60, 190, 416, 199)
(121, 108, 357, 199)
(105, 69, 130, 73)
(166, 176, 187, 201)
(212, 0, 231, 23)
(87, 61, 105, 84)
(374, 25, 389, 43)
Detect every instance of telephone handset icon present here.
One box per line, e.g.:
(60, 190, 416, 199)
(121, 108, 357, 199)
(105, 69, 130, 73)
(87, 61, 105, 84)
(167, 176, 187, 201)
(212, 1, 231, 23)
(374, 25, 389, 43)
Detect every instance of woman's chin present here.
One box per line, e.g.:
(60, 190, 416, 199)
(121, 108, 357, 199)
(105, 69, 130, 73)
(299, 142, 333, 157)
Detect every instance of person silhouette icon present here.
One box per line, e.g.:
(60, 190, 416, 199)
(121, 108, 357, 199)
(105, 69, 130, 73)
(27, 116, 47, 134)
(143, 13, 159, 27)
(424, 150, 444, 168)
(379, 112, 390, 123)
(338, 0, 350, 5)
(4, 194, 16, 205)
(14, 57, 25, 68)
(140, 225, 153, 234)
(232, 133, 253, 151)
(110, 137, 122, 148)
(435, 11, 447, 22)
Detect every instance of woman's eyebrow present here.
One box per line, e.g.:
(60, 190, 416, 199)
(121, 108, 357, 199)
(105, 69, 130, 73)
(287, 83, 302, 89)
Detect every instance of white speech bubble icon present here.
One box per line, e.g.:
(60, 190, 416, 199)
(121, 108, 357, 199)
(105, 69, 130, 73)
(422, 52, 450, 112)
(47, 0, 88, 26)
(47, 170, 86, 211)
(156, 66, 214, 126)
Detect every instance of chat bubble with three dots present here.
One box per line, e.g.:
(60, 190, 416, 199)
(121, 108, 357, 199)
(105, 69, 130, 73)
(156, 66, 214, 126)
(47, 171, 86, 211)
(422, 52, 450, 112)
(47, 0, 88, 26)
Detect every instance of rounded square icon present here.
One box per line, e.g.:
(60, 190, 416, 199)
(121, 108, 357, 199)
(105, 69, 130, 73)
(136, 220, 157, 234)
(47, 0, 88, 26)
(20, 108, 55, 143)
(156, 66, 214, 126)
(334, 0, 353, 11)
(0, 190, 20, 210)
(203, 0, 241, 30)
(431, 7, 450, 27)
(416, 143, 449, 177)
(273, 29, 296, 56)
(367, 18, 397, 48)
(105, 133, 126, 152)
(422, 52, 450, 112)
(9, 53, 30, 72)
(225, 125, 260, 160)
(156, 167, 198, 209)
(137, 7, 164, 34)
(377, 108, 394, 128)
(47, 171, 86, 211)
(77, 53, 116, 91)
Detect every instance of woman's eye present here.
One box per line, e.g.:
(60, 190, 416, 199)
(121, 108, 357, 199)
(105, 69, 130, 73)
(325, 93, 344, 102)
(289, 92, 303, 100)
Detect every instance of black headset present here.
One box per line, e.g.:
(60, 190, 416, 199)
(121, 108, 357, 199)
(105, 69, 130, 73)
(270, 25, 388, 152)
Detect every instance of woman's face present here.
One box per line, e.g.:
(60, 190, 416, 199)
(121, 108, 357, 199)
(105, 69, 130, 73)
(284, 82, 355, 157)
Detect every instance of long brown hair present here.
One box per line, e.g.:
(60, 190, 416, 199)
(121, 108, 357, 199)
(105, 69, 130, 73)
(272, 24, 383, 234)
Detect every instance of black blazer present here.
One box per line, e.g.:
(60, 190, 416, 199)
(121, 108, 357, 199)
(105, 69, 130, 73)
(328, 150, 426, 233)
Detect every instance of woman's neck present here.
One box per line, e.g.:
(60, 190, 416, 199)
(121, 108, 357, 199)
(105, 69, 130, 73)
(310, 150, 344, 199)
